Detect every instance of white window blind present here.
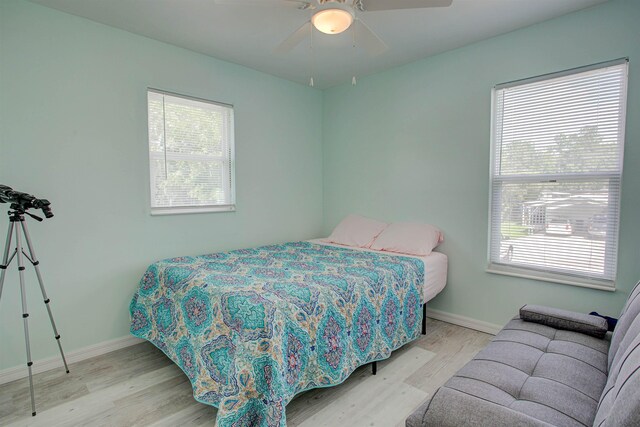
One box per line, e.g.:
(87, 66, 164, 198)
(147, 89, 235, 215)
(488, 59, 628, 289)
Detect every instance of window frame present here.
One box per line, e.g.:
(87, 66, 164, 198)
(146, 88, 236, 216)
(486, 59, 628, 291)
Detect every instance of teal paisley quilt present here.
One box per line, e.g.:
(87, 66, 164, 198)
(129, 241, 424, 426)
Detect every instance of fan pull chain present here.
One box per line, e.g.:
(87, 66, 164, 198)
(309, 17, 315, 87)
(351, 12, 357, 86)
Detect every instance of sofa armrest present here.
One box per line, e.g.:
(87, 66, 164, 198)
(408, 387, 553, 427)
(406, 399, 431, 427)
(520, 304, 608, 338)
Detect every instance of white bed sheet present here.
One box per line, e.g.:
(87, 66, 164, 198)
(309, 239, 448, 304)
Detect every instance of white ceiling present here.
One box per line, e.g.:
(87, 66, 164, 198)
(30, 0, 608, 89)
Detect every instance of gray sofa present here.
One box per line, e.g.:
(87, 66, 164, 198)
(407, 282, 640, 427)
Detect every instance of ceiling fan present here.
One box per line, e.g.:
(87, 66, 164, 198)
(215, 0, 453, 56)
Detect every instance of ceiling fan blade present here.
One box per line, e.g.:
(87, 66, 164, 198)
(214, 0, 314, 10)
(358, 0, 452, 12)
(275, 21, 312, 54)
(355, 19, 388, 56)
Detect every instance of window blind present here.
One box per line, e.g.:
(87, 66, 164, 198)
(488, 59, 628, 288)
(147, 90, 235, 214)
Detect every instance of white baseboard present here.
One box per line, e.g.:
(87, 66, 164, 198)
(426, 307, 503, 335)
(0, 310, 500, 384)
(0, 335, 144, 385)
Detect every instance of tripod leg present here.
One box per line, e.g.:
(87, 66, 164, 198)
(19, 220, 70, 374)
(0, 221, 15, 301)
(15, 221, 37, 416)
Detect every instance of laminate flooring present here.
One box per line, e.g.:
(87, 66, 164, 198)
(1, 318, 493, 427)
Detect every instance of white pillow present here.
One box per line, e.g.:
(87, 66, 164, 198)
(370, 222, 444, 256)
(325, 214, 388, 248)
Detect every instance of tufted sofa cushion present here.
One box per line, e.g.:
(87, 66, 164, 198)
(593, 281, 640, 426)
(607, 281, 640, 370)
(421, 317, 610, 427)
(410, 281, 640, 427)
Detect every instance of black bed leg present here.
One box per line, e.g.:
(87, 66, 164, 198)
(422, 303, 427, 335)
(371, 361, 377, 375)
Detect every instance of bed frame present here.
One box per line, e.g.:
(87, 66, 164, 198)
(371, 302, 426, 375)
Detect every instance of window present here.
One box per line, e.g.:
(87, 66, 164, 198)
(488, 59, 628, 290)
(147, 89, 235, 215)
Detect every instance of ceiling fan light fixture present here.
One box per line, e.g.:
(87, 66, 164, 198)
(312, 8, 353, 35)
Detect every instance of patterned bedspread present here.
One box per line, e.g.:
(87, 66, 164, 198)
(129, 241, 424, 426)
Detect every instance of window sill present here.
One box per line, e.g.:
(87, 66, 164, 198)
(486, 265, 616, 292)
(150, 205, 236, 216)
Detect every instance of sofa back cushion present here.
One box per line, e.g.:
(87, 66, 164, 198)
(608, 281, 640, 371)
(593, 313, 640, 426)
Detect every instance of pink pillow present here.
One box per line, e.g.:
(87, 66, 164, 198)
(370, 222, 444, 256)
(325, 215, 388, 248)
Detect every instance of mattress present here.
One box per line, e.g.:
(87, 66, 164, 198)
(310, 239, 448, 303)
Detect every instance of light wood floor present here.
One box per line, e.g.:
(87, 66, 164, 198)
(1, 318, 492, 426)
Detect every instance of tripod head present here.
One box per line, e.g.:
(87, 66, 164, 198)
(8, 204, 47, 222)
(0, 185, 53, 220)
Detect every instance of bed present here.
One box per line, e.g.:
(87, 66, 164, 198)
(308, 239, 448, 304)
(129, 240, 447, 426)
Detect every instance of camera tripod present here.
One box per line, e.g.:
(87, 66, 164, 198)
(0, 205, 69, 416)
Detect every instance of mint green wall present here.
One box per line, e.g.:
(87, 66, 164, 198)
(0, 0, 323, 370)
(323, 0, 640, 327)
(2, 0, 639, 373)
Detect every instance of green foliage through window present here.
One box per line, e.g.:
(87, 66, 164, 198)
(148, 90, 234, 211)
